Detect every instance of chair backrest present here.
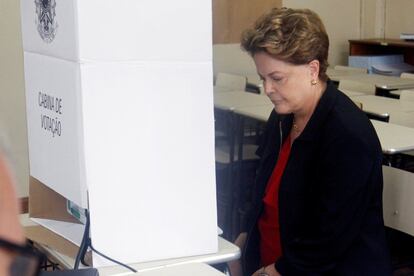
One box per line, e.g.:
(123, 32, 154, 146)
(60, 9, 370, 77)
(338, 79, 376, 95)
(399, 89, 414, 102)
(382, 166, 414, 237)
(400, 72, 414, 79)
(215, 72, 247, 91)
(334, 65, 368, 73)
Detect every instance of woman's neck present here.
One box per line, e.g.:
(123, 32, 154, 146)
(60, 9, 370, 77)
(291, 81, 327, 141)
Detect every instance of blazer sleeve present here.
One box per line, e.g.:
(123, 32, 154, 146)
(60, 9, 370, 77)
(275, 133, 382, 275)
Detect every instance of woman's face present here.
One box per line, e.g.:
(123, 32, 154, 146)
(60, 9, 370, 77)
(253, 51, 319, 115)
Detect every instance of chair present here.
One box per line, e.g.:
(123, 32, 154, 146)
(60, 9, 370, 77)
(215, 72, 247, 92)
(383, 166, 414, 236)
(214, 108, 259, 240)
(334, 65, 368, 73)
(382, 166, 414, 268)
(338, 79, 376, 95)
(400, 72, 414, 79)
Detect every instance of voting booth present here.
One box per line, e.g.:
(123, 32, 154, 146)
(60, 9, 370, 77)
(20, 0, 217, 267)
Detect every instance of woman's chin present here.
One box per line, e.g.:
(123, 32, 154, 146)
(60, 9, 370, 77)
(273, 105, 290, 114)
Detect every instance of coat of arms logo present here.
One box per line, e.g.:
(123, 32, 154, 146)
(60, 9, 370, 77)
(34, 0, 58, 43)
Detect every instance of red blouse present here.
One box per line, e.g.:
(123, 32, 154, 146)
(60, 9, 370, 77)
(258, 135, 291, 266)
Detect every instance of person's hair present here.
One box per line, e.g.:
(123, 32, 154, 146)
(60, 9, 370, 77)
(241, 7, 329, 82)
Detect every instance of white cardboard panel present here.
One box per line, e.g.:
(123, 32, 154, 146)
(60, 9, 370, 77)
(23, 52, 87, 208)
(20, 0, 79, 60)
(80, 62, 217, 266)
(20, 0, 212, 62)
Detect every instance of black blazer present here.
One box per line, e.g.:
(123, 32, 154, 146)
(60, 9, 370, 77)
(243, 82, 391, 275)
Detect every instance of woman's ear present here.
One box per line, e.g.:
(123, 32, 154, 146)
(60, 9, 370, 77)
(308, 59, 320, 80)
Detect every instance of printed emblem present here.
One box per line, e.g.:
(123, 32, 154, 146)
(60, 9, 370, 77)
(34, 0, 58, 43)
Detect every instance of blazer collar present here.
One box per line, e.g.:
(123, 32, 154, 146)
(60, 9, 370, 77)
(260, 81, 338, 161)
(294, 81, 338, 141)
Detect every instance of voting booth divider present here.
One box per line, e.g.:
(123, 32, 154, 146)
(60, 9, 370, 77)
(20, 0, 218, 267)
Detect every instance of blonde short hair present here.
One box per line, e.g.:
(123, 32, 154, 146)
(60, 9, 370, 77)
(241, 7, 329, 82)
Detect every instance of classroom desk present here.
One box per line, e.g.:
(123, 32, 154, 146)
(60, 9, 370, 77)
(327, 68, 367, 79)
(213, 86, 234, 93)
(213, 91, 272, 110)
(234, 105, 414, 155)
(329, 73, 414, 91)
(20, 214, 240, 274)
(246, 74, 261, 85)
(370, 120, 414, 154)
(350, 95, 414, 117)
(340, 89, 366, 97)
(245, 75, 263, 94)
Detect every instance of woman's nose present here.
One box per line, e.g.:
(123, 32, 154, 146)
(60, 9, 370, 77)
(263, 80, 274, 96)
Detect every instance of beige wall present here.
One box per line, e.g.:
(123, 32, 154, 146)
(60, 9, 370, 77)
(283, 0, 361, 66)
(283, 0, 414, 65)
(0, 0, 29, 197)
(213, 0, 282, 44)
(360, 0, 379, 39)
(385, 0, 414, 38)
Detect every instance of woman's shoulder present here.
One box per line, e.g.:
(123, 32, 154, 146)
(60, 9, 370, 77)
(323, 91, 382, 155)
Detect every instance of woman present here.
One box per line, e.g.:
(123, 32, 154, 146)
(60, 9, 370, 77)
(237, 8, 391, 276)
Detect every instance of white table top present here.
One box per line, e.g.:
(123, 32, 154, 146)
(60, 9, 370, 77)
(329, 73, 414, 90)
(214, 91, 272, 110)
(101, 262, 226, 276)
(98, 237, 239, 275)
(246, 74, 262, 86)
(234, 106, 414, 154)
(20, 214, 240, 274)
(213, 86, 234, 93)
(340, 89, 366, 97)
(350, 95, 414, 116)
(370, 120, 414, 154)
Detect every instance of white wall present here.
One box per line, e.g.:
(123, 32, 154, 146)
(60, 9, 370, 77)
(0, 0, 29, 197)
